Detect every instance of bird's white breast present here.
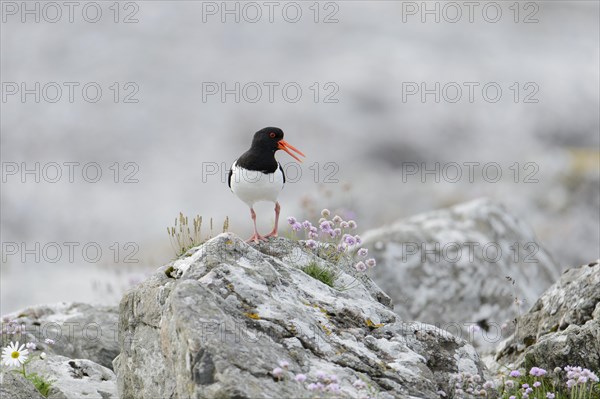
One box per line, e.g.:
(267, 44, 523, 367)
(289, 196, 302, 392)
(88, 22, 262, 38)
(230, 161, 284, 206)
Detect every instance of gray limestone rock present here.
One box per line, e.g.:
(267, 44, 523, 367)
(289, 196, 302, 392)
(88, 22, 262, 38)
(26, 353, 117, 399)
(0, 372, 44, 399)
(361, 198, 560, 352)
(2, 302, 119, 370)
(494, 260, 600, 371)
(113, 233, 491, 399)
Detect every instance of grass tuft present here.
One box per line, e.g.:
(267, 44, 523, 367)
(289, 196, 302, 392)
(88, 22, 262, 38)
(167, 212, 229, 257)
(301, 262, 336, 287)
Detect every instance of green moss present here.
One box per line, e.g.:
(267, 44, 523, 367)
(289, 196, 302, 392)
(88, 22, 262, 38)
(302, 262, 336, 287)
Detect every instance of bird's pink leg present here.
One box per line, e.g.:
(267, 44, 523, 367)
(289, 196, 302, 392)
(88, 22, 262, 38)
(265, 202, 281, 238)
(246, 207, 266, 243)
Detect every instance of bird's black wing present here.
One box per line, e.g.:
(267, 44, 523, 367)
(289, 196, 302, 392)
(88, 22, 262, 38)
(227, 167, 233, 188)
(279, 163, 286, 184)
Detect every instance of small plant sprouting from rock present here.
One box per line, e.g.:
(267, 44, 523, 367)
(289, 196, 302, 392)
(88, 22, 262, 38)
(301, 261, 336, 287)
(167, 212, 230, 257)
(1, 340, 54, 397)
(26, 372, 54, 397)
(286, 208, 376, 289)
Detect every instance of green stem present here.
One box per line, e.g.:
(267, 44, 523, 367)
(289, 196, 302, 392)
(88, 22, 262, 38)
(21, 363, 26, 378)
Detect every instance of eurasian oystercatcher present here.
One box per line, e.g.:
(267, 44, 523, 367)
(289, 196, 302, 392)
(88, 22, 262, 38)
(228, 127, 305, 243)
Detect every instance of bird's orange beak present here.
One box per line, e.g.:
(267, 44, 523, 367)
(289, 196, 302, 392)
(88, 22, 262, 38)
(278, 140, 305, 163)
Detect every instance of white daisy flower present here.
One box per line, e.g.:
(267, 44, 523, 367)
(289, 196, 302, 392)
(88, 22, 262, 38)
(2, 341, 29, 368)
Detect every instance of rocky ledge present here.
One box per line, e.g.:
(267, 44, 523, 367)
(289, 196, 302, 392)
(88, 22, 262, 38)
(113, 234, 488, 399)
(2, 200, 597, 399)
(494, 260, 600, 372)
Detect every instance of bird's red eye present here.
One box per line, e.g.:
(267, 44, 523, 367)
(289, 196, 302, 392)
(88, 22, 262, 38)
(269, 132, 276, 138)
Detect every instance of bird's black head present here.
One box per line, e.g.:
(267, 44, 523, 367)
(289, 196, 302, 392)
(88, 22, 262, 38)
(250, 127, 285, 153)
(245, 127, 305, 164)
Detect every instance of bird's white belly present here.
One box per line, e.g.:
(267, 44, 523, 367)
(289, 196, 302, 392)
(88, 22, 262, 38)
(230, 163, 284, 206)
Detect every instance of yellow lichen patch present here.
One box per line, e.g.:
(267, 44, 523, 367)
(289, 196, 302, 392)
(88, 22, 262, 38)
(365, 319, 384, 329)
(312, 304, 331, 319)
(244, 312, 260, 320)
(226, 283, 235, 291)
(318, 321, 332, 336)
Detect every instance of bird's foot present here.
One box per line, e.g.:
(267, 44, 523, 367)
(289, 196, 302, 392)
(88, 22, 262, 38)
(246, 233, 267, 244)
(264, 231, 278, 238)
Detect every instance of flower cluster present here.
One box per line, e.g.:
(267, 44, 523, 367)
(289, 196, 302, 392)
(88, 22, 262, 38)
(287, 209, 377, 273)
(530, 367, 547, 377)
(564, 365, 599, 388)
(306, 371, 341, 393)
(453, 372, 493, 397)
(271, 360, 290, 380)
(501, 367, 557, 399)
(271, 361, 378, 397)
(0, 319, 24, 336)
(498, 365, 600, 399)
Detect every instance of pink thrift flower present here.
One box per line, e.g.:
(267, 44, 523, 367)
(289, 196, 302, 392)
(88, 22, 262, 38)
(344, 236, 356, 246)
(327, 383, 340, 393)
(278, 360, 289, 369)
(272, 367, 284, 378)
(353, 379, 366, 389)
(354, 262, 367, 272)
(530, 367, 547, 377)
(319, 221, 332, 232)
(315, 370, 327, 380)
